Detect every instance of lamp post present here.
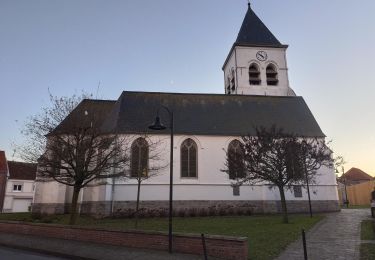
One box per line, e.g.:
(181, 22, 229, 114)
(148, 106, 174, 253)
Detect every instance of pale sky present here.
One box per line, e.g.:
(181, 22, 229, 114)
(1, 0, 374, 175)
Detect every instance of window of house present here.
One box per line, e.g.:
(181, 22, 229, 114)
(249, 63, 261, 85)
(130, 138, 149, 178)
(181, 138, 198, 178)
(233, 185, 240, 196)
(13, 184, 22, 192)
(293, 186, 302, 198)
(266, 64, 278, 86)
(228, 140, 245, 180)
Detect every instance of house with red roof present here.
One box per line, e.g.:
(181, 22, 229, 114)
(1, 158, 37, 213)
(338, 167, 374, 186)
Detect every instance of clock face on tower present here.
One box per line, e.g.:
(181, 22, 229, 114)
(256, 51, 268, 61)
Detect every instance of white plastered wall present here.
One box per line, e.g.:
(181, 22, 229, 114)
(3, 179, 35, 212)
(105, 134, 339, 203)
(33, 134, 338, 204)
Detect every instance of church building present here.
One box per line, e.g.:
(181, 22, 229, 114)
(33, 5, 339, 216)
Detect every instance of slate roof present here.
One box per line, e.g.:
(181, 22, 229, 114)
(96, 91, 324, 137)
(50, 99, 116, 135)
(222, 5, 287, 69)
(7, 161, 37, 180)
(235, 5, 285, 48)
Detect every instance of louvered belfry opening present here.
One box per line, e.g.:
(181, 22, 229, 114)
(226, 77, 231, 94)
(230, 70, 236, 92)
(266, 64, 278, 86)
(249, 63, 261, 85)
(131, 137, 149, 178)
(181, 138, 197, 178)
(228, 140, 245, 180)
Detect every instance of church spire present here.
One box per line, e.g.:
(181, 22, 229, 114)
(222, 5, 293, 96)
(235, 5, 283, 47)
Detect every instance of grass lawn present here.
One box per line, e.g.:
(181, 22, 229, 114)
(360, 219, 375, 259)
(360, 244, 375, 260)
(0, 213, 323, 260)
(361, 220, 375, 240)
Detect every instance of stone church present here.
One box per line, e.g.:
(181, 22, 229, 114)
(33, 5, 339, 216)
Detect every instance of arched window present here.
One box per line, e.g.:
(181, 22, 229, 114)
(249, 63, 261, 85)
(131, 138, 149, 178)
(228, 140, 245, 180)
(181, 138, 197, 178)
(266, 64, 278, 86)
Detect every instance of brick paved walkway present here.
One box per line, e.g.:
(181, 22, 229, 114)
(276, 209, 371, 260)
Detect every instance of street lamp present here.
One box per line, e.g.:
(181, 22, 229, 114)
(148, 106, 174, 253)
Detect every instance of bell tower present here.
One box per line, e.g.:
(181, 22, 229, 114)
(223, 4, 295, 96)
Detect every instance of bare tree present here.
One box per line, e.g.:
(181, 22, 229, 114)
(14, 92, 92, 163)
(35, 97, 131, 225)
(223, 126, 332, 223)
(19, 93, 167, 225)
(296, 138, 333, 217)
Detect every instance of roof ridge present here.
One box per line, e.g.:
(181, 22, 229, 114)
(81, 99, 116, 103)
(121, 91, 301, 99)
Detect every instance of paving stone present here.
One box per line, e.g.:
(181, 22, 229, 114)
(275, 209, 371, 260)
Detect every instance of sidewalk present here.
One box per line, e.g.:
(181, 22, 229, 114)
(0, 232, 204, 260)
(275, 209, 371, 260)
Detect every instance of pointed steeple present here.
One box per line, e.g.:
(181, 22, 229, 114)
(222, 4, 293, 97)
(235, 5, 283, 47)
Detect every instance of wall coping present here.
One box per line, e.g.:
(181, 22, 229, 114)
(0, 220, 248, 242)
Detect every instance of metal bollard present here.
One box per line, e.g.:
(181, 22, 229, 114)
(201, 233, 208, 260)
(302, 229, 308, 260)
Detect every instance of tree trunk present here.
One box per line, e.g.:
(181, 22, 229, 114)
(69, 186, 81, 225)
(135, 179, 141, 228)
(278, 185, 289, 224)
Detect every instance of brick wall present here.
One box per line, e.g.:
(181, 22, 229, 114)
(0, 221, 248, 260)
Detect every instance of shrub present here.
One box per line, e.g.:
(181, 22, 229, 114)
(245, 208, 252, 216)
(208, 206, 217, 216)
(31, 212, 43, 220)
(226, 206, 235, 216)
(218, 207, 227, 216)
(159, 208, 169, 218)
(198, 208, 208, 217)
(177, 208, 186, 217)
(187, 208, 197, 217)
